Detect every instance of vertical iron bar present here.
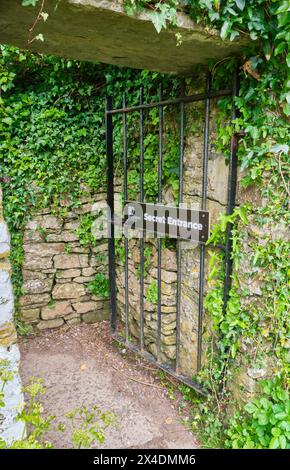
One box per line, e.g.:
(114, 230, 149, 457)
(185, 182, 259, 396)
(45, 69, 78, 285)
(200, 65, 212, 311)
(175, 79, 185, 373)
(106, 96, 117, 334)
(197, 71, 211, 372)
(223, 68, 239, 309)
(123, 92, 129, 342)
(157, 84, 163, 362)
(139, 87, 145, 350)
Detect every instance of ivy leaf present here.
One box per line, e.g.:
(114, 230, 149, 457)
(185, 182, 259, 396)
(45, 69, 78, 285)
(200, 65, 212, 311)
(244, 402, 257, 414)
(220, 21, 231, 40)
(147, 11, 167, 34)
(274, 42, 286, 56)
(238, 206, 248, 225)
(35, 34, 44, 42)
(230, 30, 240, 41)
(40, 12, 49, 22)
(279, 435, 287, 449)
(277, 11, 290, 27)
(234, 0, 245, 10)
(269, 436, 280, 449)
(258, 413, 268, 426)
(270, 144, 289, 155)
(21, 0, 39, 5)
(2, 117, 13, 125)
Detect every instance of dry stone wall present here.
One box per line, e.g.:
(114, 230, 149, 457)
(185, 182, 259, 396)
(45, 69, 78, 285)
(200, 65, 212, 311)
(179, 101, 229, 376)
(19, 193, 109, 329)
(116, 238, 178, 364)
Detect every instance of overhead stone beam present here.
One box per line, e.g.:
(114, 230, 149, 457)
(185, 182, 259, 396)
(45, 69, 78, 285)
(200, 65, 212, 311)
(0, 0, 247, 74)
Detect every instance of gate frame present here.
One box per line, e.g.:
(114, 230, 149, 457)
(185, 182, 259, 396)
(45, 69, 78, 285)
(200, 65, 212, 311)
(105, 69, 240, 393)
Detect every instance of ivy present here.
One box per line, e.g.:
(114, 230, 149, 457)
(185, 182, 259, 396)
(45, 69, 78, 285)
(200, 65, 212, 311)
(226, 377, 290, 449)
(88, 273, 110, 298)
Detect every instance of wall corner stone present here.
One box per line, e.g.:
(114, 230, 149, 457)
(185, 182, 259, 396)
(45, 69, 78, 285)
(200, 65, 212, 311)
(0, 185, 25, 445)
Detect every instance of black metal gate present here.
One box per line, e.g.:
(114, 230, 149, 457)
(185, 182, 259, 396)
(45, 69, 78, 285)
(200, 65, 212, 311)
(105, 70, 239, 393)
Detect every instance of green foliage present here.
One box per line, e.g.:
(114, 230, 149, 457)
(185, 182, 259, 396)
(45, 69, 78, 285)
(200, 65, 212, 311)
(146, 279, 158, 304)
(115, 242, 126, 264)
(124, 1, 179, 33)
(22, 1, 40, 6)
(137, 244, 153, 278)
(66, 405, 118, 449)
(225, 377, 290, 449)
(77, 214, 97, 247)
(0, 46, 180, 321)
(88, 273, 110, 298)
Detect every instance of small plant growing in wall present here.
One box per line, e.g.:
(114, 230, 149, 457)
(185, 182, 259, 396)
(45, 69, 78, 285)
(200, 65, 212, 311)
(146, 280, 158, 305)
(77, 214, 97, 247)
(115, 243, 126, 265)
(88, 273, 110, 298)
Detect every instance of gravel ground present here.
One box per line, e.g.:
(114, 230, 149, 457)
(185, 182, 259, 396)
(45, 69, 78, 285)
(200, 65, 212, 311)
(19, 322, 199, 449)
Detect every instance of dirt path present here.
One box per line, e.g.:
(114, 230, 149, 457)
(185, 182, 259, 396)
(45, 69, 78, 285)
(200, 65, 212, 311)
(19, 322, 199, 449)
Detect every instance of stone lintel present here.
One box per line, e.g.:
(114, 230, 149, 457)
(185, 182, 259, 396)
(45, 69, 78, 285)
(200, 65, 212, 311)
(0, 0, 248, 74)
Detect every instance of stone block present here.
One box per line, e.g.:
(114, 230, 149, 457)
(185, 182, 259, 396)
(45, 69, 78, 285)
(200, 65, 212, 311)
(41, 301, 73, 320)
(0, 321, 17, 347)
(82, 267, 96, 277)
(64, 220, 80, 231)
(72, 301, 102, 314)
(0, 221, 10, 258)
(22, 270, 47, 281)
(74, 276, 95, 283)
(55, 278, 72, 284)
(52, 282, 86, 300)
(37, 318, 64, 330)
(26, 215, 62, 231)
(82, 310, 109, 323)
(153, 248, 177, 271)
(23, 254, 53, 270)
(24, 243, 65, 256)
(22, 278, 53, 295)
(20, 308, 40, 322)
(19, 293, 51, 308)
(46, 231, 79, 242)
(66, 317, 81, 326)
(69, 244, 90, 254)
(64, 312, 80, 320)
(56, 269, 81, 279)
(53, 254, 89, 269)
(23, 229, 44, 243)
(0, 270, 14, 324)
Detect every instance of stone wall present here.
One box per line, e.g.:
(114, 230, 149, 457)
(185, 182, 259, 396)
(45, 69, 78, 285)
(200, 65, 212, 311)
(0, 187, 25, 444)
(116, 238, 178, 364)
(179, 101, 229, 376)
(228, 214, 289, 404)
(19, 193, 109, 329)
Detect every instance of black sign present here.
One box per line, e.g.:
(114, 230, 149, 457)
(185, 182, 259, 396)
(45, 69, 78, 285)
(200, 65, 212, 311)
(123, 201, 210, 243)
